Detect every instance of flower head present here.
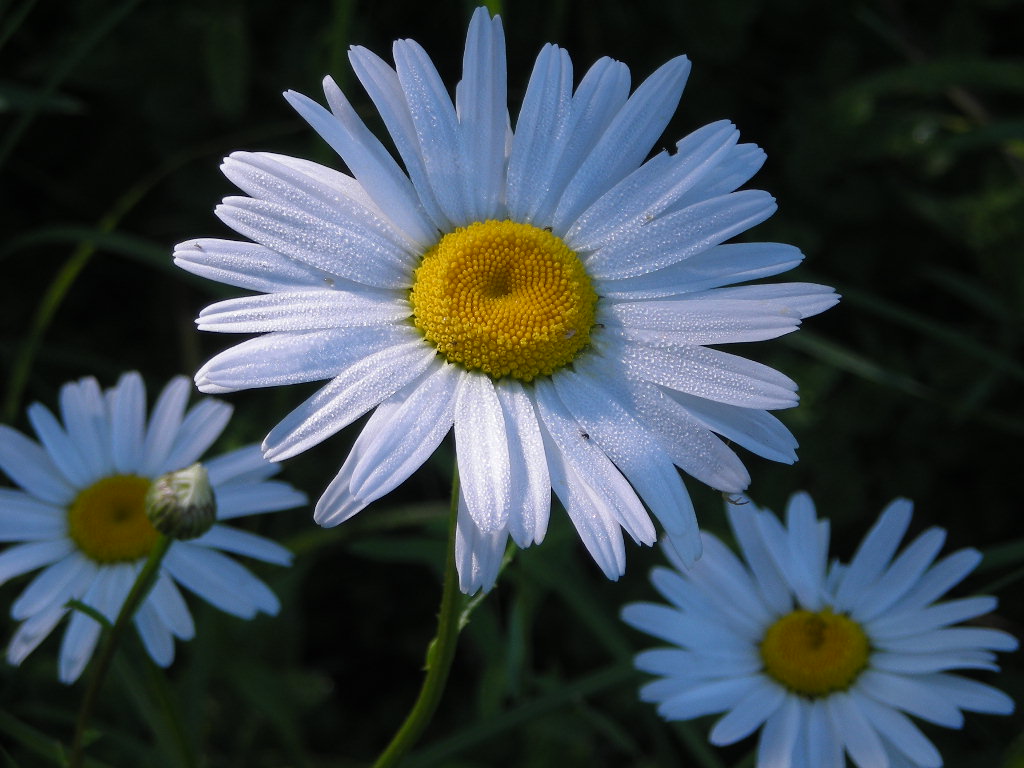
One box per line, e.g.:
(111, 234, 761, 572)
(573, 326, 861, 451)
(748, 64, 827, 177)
(0, 373, 307, 683)
(174, 8, 837, 593)
(622, 493, 1017, 768)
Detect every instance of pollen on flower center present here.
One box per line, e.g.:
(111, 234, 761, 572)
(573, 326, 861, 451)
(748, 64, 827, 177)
(759, 608, 870, 697)
(409, 220, 598, 381)
(67, 475, 159, 563)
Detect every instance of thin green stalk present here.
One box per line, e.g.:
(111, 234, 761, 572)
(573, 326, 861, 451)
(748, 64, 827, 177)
(69, 536, 173, 768)
(371, 468, 467, 768)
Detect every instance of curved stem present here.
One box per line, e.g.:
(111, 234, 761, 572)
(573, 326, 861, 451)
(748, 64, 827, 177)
(371, 468, 466, 768)
(69, 535, 173, 768)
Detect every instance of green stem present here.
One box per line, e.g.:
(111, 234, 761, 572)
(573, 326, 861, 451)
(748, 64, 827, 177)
(371, 468, 466, 768)
(69, 536, 173, 768)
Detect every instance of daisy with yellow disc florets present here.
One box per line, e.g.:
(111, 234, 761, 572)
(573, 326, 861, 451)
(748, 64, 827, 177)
(622, 493, 1017, 768)
(175, 8, 837, 593)
(0, 373, 306, 683)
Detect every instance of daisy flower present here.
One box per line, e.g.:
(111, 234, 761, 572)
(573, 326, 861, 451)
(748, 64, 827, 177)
(174, 7, 837, 594)
(0, 372, 307, 683)
(622, 493, 1017, 768)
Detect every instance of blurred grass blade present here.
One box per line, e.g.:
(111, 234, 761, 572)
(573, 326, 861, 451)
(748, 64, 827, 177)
(0, 710, 113, 768)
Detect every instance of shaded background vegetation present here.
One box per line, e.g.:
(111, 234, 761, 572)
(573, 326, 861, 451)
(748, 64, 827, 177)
(1, 0, 1022, 765)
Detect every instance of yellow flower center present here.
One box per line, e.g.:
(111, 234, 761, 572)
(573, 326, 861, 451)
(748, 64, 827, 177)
(409, 220, 598, 381)
(67, 475, 159, 563)
(759, 608, 870, 697)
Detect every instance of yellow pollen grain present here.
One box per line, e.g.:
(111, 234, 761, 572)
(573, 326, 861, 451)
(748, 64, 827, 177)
(67, 475, 159, 563)
(409, 220, 597, 381)
(759, 608, 870, 697)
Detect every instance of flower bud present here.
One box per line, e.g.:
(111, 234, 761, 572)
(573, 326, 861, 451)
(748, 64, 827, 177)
(145, 462, 216, 540)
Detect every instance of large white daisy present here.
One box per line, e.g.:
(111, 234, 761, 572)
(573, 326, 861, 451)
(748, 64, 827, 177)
(174, 8, 837, 593)
(0, 372, 307, 683)
(622, 493, 1017, 768)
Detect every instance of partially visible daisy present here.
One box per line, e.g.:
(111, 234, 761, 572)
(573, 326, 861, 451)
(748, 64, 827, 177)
(0, 372, 307, 683)
(174, 7, 837, 593)
(622, 493, 1017, 768)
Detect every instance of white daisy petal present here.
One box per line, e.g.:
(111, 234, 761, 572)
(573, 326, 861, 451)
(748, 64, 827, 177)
(658, 676, 759, 721)
(869, 596, 998, 639)
(454, 372, 512, 533)
(133, 600, 175, 667)
(174, 237, 339, 293)
(391, 38, 471, 225)
(163, 544, 278, 619)
(221, 151, 420, 259)
(800, 699, 843, 768)
(523, 55, 631, 225)
(0, 425, 77, 504)
(140, 376, 191, 477)
(536, 380, 654, 546)
(619, 338, 798, 410)
(347, 45, 452, 231)
(26, 403, 92, 487)
(160, 398, 233, 473)
(674, 142, 767, 208)
(923, 672, 1015, 715)
(856, 695, 942, 768)
(826, 692, 888, 768)
(0, 540, 75, 586)
(192, 525, 293, 566)
(59, 606, 103, 684)
(889, 548, 982, 613)
(196, 327, 402, 393)
(507, 44, 573, 222)
(710, 678, 786, 745)
(552, 55, 691, 232)
(541, 427, 626, 579)
(457, 7, 507, 223)
(205, 444, 279, 487)
(7, 603, 68, 665)
(859, 670, 965, 727)
(671, 389, 798, 463)
(216, 197, 410, 289)
(454, 487, 508, 595)
(568, 120, 739, 249)
(852, 527, 947, 622)
(584, 190, 777, 281)
(59, 377, 112, 480)
(284, 80, 436, 247)
(756, 696, 804, 768)
(11, 554, 95, 620)
(262, 339, 435, 460)
(0, 490, 66, 541)
(315, 363, 457, 527)
(494, 381, 550, 547)
(145, 572, 195, 640)
(197, 290, 409, 333)
(598, 241, 805, 299)
(215, 480, 308, 519)
(600, 297, 802, 345)
(725, 507, 793, 616)
(834, 498, 914, 610)
(108, 371, 146, 475)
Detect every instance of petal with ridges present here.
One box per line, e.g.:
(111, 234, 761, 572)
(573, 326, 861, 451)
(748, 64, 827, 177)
(495, 381, 550, 547)
(0, 489, 66, 541)
(455, 372, 511, 533)
(262, 339, 436, 461)
(552, 56, 691, 232)
(0, 426, 77, 505)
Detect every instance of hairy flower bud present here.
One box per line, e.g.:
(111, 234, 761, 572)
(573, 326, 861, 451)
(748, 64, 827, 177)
(145, 462, 216, 540)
